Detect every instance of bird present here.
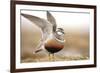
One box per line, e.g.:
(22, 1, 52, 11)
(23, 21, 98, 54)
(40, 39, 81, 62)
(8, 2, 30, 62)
(21, 11, 65, 54)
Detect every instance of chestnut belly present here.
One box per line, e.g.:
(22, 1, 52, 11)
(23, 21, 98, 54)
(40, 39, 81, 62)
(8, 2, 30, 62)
(44, 38, 64, 53)
(45, 46, 63, 53)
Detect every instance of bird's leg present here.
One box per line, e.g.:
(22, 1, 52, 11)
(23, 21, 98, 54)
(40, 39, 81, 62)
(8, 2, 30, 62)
(49, 53, 55, 61)
(49, 53, 51, 61)
(52, 53, 55, 61)
(49, 53, 52, 61)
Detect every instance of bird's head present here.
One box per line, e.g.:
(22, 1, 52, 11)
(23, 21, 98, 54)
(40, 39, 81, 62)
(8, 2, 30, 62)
(54, 28, 65, 41)
(56, 28, 65, 36)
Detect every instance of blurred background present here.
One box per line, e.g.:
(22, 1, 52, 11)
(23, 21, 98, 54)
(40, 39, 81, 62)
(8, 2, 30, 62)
(21, 10, 90, 63)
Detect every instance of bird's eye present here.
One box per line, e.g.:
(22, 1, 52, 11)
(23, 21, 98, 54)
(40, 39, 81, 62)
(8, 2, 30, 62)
(57, 31, 63, 35)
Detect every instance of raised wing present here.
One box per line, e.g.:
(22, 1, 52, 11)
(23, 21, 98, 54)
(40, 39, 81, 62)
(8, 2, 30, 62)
(21, 13, 53, 38)
(21, 13, 52, 31)
(47, 11, 57, 32)
(21, 13, 53, 52)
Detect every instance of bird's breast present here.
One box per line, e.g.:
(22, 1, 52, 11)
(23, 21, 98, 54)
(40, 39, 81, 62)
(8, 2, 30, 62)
(44, 37, 64, 53)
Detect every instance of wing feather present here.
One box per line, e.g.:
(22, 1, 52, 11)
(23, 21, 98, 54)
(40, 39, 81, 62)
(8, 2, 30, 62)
(21, 13, 52, 32)
(21, 13, 53, 51)
(47, 11, 57, 32)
